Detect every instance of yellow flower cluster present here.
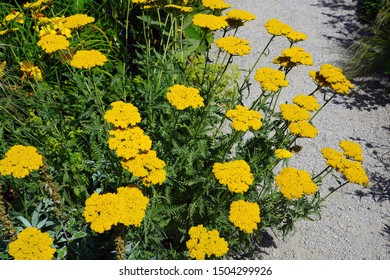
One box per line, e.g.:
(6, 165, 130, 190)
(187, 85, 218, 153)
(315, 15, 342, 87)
(226, 105, 262, 131)
(273, 46, 313, 68)
(279, 104, 311, 122)
(0, 145, 43, 178)
(166, 84, 204, 110)
(23, 0, 50, 9)
(229, 200, 260, 234)
(212, 160, 254, 193)
(264, 18, 307, 42)
(70, 50, 108, 69)
(192, 14, 228, 30)
(186, 225, 229, 260)
(4, 11, 24, 24)
(37, 34, 70, 54)
(288, 120, 318, 138)
(309, 64, 354, 94)
(8, 227, 56, 260)
(83, 186, 149, 233)
(105, 101, 166, 186)
(61, 14, 95, 29)
(164, 4, 193, 13)
(254, 67, 289, 92)
(322, 140, 368, 186)
(201, 0, 231, 10)
(225, 9, 256, 28)
(275, 167, 318, 200)
(104, 101, 142, 128)
(275, 149, 293, 159)
(37, 16, 72, 38)
(292, 94, 320, 111)
(215, 36, 251, 56)
(19, 61, 43, 81)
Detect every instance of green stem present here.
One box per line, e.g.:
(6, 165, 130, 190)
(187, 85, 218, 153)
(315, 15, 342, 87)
(312, 166, 332, 180)
(310, 92, 336, 122)
(321, 181, 349, 201)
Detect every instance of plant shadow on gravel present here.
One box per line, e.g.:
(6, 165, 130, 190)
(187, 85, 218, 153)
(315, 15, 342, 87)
(383, 223, 390, 254)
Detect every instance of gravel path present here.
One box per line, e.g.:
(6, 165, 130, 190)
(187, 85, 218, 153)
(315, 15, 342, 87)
(225, 0, 390, 259)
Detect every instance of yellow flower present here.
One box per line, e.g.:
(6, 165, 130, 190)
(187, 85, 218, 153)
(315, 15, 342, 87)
(321, 147, 345, 170)
(212, 160, 253, 193)
(104, 101, 142, 128)
(23, 0, 50, 9)
(83, 186, 149, 233)
(70, 50, 107, 69)
(164, 4, 193, 13)
(309, 64, 354, 94)
(108, 127, 152, 160)
(226, 105, 262, 131)
(275, 149, 293, 159)
(8, 227, 56, 260)
(0, 61, 5, 78)
(339, 140, 364, 162)
(19, 61, 43, 81)
(215, 36, 251, 56)
(201, 0, 231, 10)
(61, 14, 95, 29)
(186, 225, 229, 260)
(37, 34, 70, 53)
(275, 167, 318, 200)
(254, 67, 289, 92)
(280, 104, 311, 122)
(0, 145, 43, 178)
(0, 28, 19, 36)
(292, 94, 320, 111)
(229, 200, 260, 234)
(288, 120, 318, 138)
(5, 11, 24, 24)
(166, 84, 204, 110)
(226, 9, 256, 25)
(264, 18, 307, 42)
(273, 46, 313, 68)
(192, 14, 228, 31)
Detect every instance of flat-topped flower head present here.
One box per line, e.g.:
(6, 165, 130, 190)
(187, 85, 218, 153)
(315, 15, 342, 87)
(37, 34, 70, 53)
(288, 120, 318, 138)
(166, 84, 204, 110)
(104, 101, 141, 128)
(8, 227, 56, 260)
(61, 14, 95, 29)
(292, 94, 320, 111)
(229, 200, 260, 234)
(226, 105, 262, 131)
(309, 64, 354, 94)
(273, 46, 313, 68)
(0, 145, 43, 178)
(226, 9, 256, 25)
(275, 167, 318, 199)
(70, 50, 108, 69)
(254, 67, 289, 92)
(339, 140, 364, 162)
(275, 149, 293, 159)
(201, 0, 231, 10)
(186, 225, 229, 260)
(264, 18, 307, 42)
(192, 14, 228, 30)
(164, 4, 193, 13)
(212, 160, 254, 193)
(280, 103, 311, 122)
(215, 36, 251, 56)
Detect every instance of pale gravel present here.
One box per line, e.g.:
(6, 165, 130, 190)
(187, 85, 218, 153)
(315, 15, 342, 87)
(223, 0, 390, 259)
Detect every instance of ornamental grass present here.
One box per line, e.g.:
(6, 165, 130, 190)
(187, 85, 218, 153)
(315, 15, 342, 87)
(0, 0, 367, 260)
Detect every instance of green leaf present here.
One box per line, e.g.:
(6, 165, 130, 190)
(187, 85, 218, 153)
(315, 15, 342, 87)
(36, 217, 48, 229)
(72, 231, 87, 240)
(17, 216, 32, 228)
(57, 246, 67, 260)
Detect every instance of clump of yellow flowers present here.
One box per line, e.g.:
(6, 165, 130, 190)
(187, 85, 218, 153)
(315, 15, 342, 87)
(226, 105, 263, 131)
(275, 167, 318, 199)
(166, 84, 204, 110)
(229, 200, 261, 234)
(212, 160, 254, 193)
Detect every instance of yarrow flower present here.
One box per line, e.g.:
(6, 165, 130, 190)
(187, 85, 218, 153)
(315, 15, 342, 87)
(309, 64, 354, 94)
(104, 101, 142, 128)
(23, 0, 50, 9)
(8, 227, 56, 260)
(164, 4, 193, 13)
(61, 14, 95, 29)
(192, 14, 228, 30)
(37, 34, 70, 53)
(226, 105, 262, 131)
(201, 0, 231, 10)
(19, 61, 43, 81)
(212, 160, 253, 193)
(273, 46, 313, 68)
(225, 9, 256, 28)
(186, 225, 229, 260)
(288, 120, 318, 138)
(279, 104, 311, 122)
(0, 145, 43, 178)
(166, 84, 204, 110)
(292, 94, 320, 111)
(229, 200, 260, 234)
(275, 149, 293, 159)
(215, 36, 251, 56)
(37, 16, 72, 38)
(254, 67, 288, 92)
(4, 11, 24, 24)
(275, 167, 318, 200)
(70, 50, 107, 69)
(264, 18, 307, 42)
(339, 140, 364, 162)
(83, 186, 149, 233)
